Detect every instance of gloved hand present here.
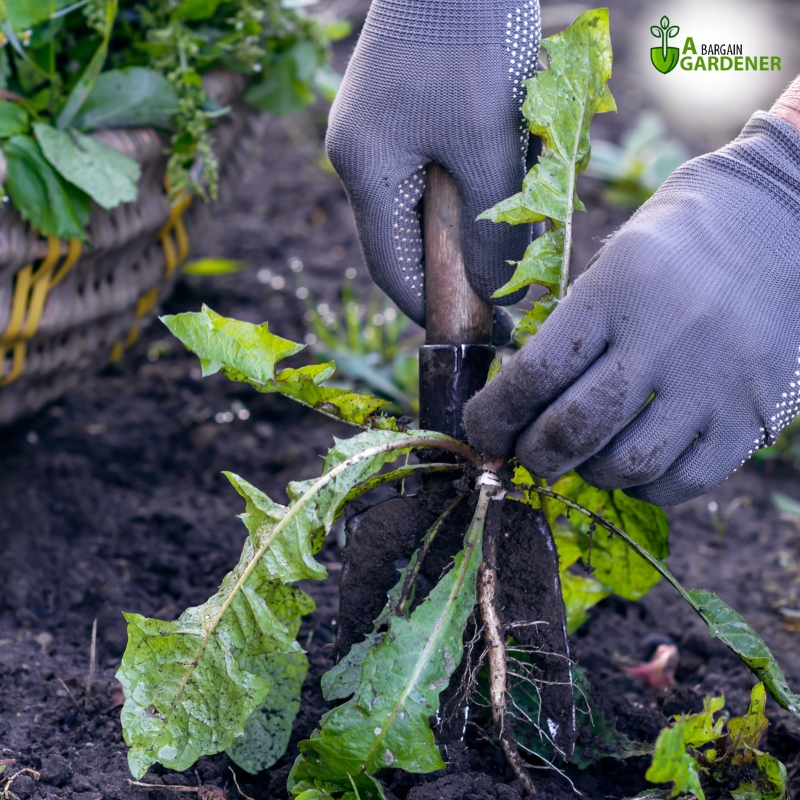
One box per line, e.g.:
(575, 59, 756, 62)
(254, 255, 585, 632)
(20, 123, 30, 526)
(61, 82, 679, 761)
(326, 0, 542, 343)
(464, 111, 800, 506)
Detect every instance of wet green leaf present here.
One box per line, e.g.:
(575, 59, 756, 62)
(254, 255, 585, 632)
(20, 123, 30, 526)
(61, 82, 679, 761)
(4, 134, 90, 240)
(163, 306, 398, 429)
(481, 8, 615, 314)
(118, 429, 437, 778)
(290, 490, 490, 796)
(34, 123, 140, 210)
(73, 68, 179, 131)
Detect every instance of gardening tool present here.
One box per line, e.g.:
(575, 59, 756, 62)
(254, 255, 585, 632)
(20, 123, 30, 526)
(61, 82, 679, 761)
(336, 165, 576, 766)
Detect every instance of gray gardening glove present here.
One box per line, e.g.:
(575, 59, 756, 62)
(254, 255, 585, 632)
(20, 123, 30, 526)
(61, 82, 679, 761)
(326, 0, 542, 343)
(464, 112, 800, 506)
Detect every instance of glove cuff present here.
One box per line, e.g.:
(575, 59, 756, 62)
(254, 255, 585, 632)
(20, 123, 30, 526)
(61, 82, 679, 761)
(366, 0, 540, 44)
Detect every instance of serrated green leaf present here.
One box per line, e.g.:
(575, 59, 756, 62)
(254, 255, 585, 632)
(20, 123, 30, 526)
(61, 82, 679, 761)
(484, 8, 615, 320)
(689, 591, 800, 720)
(73, 68, 179, 131)
(679, 694, 725, 748)
(0, 100, 28, 137)
(34, 123, 140, 210)
(162, 306, 397, 429)
(290, 489, 490, 794)
(515, 293, 558, 337)
(549, 473, 670, 600)
(645, 721, 706, 800)
(118, 429, 451, 778)
(493, 226, 564, 298)
(4, 134, 91, 240)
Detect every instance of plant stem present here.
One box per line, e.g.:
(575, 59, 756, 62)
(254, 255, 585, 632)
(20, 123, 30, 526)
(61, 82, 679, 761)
(516, 484, 706, 621)
(397, 496, 462, 615)
(337, 463, 462, 519)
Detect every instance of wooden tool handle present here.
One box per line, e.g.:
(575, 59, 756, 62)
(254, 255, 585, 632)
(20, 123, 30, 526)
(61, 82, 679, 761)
(423, 164, 493, 345)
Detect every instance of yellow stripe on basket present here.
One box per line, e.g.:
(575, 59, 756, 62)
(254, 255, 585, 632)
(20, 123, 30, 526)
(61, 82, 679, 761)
(109, 186, 193, 363)
(0, 236, 83, 386)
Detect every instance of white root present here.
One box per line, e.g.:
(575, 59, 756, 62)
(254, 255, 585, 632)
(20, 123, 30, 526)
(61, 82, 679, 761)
(478, 547, 536, 796)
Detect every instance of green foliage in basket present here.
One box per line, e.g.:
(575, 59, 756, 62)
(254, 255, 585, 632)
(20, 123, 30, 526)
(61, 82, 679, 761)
(0, 0, 344, 240)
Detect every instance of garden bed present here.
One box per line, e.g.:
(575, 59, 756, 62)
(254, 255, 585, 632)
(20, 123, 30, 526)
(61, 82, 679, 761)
(0, 110, 797, 800)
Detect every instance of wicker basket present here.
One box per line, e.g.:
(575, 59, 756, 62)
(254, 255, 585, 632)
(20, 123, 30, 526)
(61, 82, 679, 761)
(0, 71, 258, 427)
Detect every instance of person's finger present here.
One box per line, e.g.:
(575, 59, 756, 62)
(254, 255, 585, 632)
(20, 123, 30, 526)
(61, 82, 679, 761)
(576, 392, 712, 490)
(625, 420, 755, 506)
(463, 289, 609, 457)
(326, 119, 428, 326)
(514, 352, 655, 480)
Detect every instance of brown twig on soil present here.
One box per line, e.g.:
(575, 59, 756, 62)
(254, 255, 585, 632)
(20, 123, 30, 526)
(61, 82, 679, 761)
(478, 538, 536, 795)
(126, 779, 227, 798)
(85, 618, 97, 708)
(228, 767, 255, 800)
(1, 767, 40, 799)
(57, 677, 79, 707)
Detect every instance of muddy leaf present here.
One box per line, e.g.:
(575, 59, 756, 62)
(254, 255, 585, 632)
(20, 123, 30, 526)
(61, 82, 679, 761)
(481, 8, 615, 323)
(689, 590, 800, 719)
(118, 428, 437, 778)
(162, 306, 397, 430)
(290, 489, 490, 796)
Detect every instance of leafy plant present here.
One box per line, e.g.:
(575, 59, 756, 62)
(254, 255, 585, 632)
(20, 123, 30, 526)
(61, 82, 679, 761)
(584, 112, 688, 209)
(643, 683, 786, 799)
(291, 267, 421, 415)
(0, 0, 342, 238)
(114, 10, 798, 797)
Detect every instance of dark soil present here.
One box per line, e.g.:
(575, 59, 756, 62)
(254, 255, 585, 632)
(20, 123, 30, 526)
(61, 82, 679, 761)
(1, 2, 800, 798)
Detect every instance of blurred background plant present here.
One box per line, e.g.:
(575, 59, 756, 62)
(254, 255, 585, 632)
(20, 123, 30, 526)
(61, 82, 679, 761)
(584, 111, 689, 208)
(256, 258, 422, 416)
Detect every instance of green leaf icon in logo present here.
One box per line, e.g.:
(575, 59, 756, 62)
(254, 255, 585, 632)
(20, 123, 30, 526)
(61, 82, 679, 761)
(650, 15, 680, 74)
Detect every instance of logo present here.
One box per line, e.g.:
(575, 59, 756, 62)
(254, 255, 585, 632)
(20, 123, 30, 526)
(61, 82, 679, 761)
(650, 16, 680, 74)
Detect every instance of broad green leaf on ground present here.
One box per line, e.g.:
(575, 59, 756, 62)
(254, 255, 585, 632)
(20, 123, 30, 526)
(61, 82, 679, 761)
(118, 429, 449, 778)
(227, 583, 315, 774)
(73, 68, 179, 131)
(689, 591, 800, 719)
(289, 488, 490, 798)
(162, 306, 398, 429)
(480, 8, 615, 331)
(4, 134, 91, 240)
(547, 473, 670, 601)
(57, 0, 118, 130)
(34, 123, 140, 210)
(645, 722, 706, 800)
(0, 100, 28, 137)
(645, 684, 787, 800)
